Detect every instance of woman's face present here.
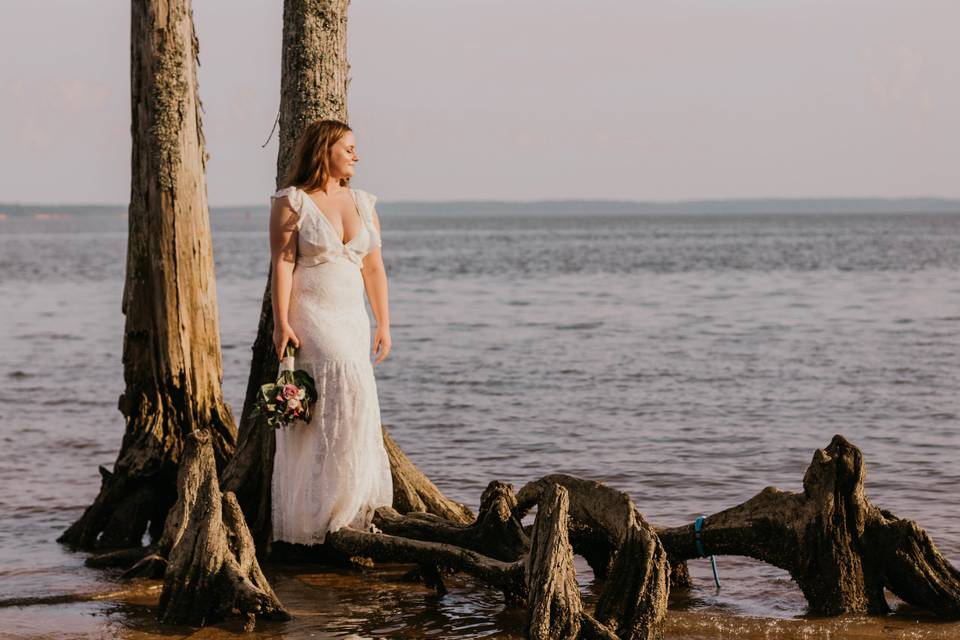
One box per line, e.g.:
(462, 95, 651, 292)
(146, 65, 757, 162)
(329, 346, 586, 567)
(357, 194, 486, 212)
(328, 131, 358, 180)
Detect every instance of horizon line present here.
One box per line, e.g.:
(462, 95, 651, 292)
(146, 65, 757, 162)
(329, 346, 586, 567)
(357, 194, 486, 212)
(3, 195, 960, 209)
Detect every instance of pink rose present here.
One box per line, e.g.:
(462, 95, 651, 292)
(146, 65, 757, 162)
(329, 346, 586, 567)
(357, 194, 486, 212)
(286, 397, 301, 411)
(282, 384, 300, 400)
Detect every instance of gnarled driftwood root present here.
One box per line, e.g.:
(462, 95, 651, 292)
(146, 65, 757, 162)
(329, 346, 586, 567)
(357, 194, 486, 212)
(373, 480, 529, 561)
(517, 475, 671, 640)
(655, 434, 960, 618)
(525, 483, 582, 639)
(157, 429, 289, 629)
(335, 476, 669, 640)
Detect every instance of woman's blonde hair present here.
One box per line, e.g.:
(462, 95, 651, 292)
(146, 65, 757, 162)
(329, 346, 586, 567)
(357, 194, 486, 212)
(282, 119, 353, 191)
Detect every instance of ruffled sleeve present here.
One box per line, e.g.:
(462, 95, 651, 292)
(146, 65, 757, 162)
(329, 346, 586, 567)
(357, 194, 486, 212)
(356, 189, 381, 249)
(270, 186, 305, 229)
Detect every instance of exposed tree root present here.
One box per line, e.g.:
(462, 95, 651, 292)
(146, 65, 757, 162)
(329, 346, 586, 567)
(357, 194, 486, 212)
(525, 483, 582, 639)
(382, 427, 475, 524)
(73, 428, 960, 637)
(654, 434, 960, 618)
(156, 429, 289, 629)
(373, 479, 528, 561)
(329, 477, 669, 640)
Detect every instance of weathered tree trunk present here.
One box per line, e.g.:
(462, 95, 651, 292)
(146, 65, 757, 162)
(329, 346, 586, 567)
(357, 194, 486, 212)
(74, 426, 960, 634)
(220, 0, 471, 552)
(655, 435, 960, 618)
(59, 0, 235, 551)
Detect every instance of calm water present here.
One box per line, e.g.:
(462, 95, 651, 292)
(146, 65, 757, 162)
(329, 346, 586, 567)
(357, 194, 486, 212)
(1, 206, 959, 638)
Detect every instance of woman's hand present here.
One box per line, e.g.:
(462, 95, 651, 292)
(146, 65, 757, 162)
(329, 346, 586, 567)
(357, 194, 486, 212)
(372, 325, 392, 365)
(273, 322, 301, 361)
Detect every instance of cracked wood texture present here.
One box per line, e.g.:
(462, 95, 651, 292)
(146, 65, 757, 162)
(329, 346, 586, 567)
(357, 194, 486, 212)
(373, 480, 522, 560)
(656, 435, 960, 618)
(517, 476, 670, 640)
(525, 484, 582, 640)
(158, 430, 288, 628)
(58, 0, 236, 551)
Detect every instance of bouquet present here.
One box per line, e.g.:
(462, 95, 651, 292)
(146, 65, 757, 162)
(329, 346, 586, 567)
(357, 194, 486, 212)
(253, 344, 318, 428)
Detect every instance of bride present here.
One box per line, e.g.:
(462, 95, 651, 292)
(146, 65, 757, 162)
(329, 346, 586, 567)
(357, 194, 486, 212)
(267, 119, 394, 545)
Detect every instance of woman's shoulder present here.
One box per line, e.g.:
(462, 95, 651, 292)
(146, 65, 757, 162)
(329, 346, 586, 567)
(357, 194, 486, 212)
(270, 185, 303, 210)
(349, 186, 378, 211)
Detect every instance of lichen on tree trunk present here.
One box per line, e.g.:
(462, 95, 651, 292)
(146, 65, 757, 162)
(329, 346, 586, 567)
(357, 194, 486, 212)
(59, 0, 235, 552)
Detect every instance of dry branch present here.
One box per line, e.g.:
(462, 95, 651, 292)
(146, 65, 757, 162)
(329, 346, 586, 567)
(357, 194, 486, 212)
(326, 527, 527, 602)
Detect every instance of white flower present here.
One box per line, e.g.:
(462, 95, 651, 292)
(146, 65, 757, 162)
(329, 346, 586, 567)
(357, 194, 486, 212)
(287, 397, 301, 411)
(297, 388, 306, 400)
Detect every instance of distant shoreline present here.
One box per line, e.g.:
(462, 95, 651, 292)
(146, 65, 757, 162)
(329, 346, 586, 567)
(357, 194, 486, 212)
(1, 197, 959, 218)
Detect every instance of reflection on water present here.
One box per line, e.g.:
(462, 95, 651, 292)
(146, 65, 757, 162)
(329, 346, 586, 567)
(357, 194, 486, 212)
(1, 209, 959, 637)
(4, 560, 960, 639)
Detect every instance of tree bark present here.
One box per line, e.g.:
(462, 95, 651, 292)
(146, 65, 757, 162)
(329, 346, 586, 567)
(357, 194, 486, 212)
(156, 430, 288, 628)
(525, 484, 582, 640)
(373, 479, 523, 559)
(516, 475, 671, 640)
(59, 0, 235, 552)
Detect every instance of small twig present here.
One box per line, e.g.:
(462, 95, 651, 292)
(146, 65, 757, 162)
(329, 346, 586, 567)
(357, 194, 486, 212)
(262, 107, 281, 148)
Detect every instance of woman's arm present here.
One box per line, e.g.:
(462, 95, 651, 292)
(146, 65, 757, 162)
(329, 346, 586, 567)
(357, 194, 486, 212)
(269, 196, 301, 359)
(362, 206, 392, 364)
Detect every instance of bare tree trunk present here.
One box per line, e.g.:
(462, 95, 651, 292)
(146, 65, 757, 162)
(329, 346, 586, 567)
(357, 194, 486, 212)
(59, 0, 235, 551)
(220, 0, 471, 552)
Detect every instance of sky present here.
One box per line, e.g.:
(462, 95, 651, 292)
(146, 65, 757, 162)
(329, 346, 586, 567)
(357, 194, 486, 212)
(1, 0, 958, 205)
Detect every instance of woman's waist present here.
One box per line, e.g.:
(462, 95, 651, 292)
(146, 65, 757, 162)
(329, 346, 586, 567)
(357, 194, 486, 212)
(289, 275, 366, 308)
(296, 251, 363, 269)
(293, 260, 363, 285)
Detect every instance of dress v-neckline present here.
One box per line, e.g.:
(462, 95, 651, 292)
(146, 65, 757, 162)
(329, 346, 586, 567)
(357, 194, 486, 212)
(302, 187, 364, 247)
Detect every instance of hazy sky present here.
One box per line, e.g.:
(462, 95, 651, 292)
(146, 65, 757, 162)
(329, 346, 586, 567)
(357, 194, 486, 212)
(1, 1, 958, 205)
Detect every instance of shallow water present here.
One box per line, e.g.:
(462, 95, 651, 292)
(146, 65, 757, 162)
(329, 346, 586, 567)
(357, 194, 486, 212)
(1, 206, 959, 638)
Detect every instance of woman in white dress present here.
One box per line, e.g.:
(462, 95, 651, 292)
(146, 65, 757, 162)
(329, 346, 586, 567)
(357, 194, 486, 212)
(267, 119, 393, 545)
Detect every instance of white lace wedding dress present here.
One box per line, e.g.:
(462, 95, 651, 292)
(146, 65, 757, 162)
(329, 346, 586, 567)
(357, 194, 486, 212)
(269, 185, 393, 545)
